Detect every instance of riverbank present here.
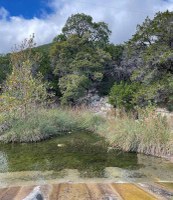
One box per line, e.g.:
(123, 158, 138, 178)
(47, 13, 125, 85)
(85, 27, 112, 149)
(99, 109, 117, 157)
(98, 107, 173, 159)
(0, 107, 173, 160)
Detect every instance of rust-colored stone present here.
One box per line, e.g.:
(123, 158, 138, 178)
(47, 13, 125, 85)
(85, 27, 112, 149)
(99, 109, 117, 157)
(0, 186, 20, 200)
(112, 183, 157, 200)
(0, 183, 172, 200)
(57, 183, 91, 200)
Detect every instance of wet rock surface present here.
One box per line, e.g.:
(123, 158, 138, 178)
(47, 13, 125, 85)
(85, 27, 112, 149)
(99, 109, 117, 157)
(139, 183, 173, 199)
(0, 182, 172, 200)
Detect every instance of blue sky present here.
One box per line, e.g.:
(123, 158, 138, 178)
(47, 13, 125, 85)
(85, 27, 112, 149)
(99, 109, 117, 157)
(0, 0, 53, 19)
(0, 0, 173, 53)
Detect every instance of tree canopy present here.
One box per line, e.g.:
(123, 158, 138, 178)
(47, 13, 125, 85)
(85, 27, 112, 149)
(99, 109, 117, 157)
(128, 10, 173, 82)
(61, 13, 111, 45)
(121, 10, 173, 110)
(51, 13, 112, 105)
(2, 11, 173, 110)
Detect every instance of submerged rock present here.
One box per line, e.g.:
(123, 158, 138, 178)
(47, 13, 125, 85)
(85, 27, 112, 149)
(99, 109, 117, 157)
(57, 144, 65, 147)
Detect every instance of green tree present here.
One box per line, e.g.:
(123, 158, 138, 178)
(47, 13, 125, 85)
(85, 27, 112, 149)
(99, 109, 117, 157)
(59, 74, 89, 105)
(109, 82, 140, 110)
(51, 14, 112, 105)
(98, 44, 125, 95)
(126, 10, 173, 108)
(0, 35, 48, 118)
(105, 44, 124, 63)
(128, 10, 173, 81)
(62, 13, 111, 46)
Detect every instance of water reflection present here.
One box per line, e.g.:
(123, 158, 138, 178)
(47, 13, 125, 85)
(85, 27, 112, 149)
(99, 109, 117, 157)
(0, 133, 139, 175)
(0, 132, 172, 186)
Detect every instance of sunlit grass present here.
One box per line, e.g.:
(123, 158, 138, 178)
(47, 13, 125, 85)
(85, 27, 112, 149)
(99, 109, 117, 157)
(0, 108, 104, 143)
(99, 108, 173, 157)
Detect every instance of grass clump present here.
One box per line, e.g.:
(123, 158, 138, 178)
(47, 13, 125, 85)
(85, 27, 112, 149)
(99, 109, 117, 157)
(99, 107, 173, 157)
(1, 104, 172, 158)
(0, 108, 104, 143)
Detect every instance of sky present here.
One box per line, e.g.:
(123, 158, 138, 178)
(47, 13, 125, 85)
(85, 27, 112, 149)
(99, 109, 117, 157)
(0, 0, 173, 53)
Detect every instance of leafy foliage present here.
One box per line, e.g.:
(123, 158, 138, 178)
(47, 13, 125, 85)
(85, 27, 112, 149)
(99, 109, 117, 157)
(2, 11, 173, 110)
(51, 14, 112, 104)
(105, 44, 124, 63)
(0, 35, 48, 119)
(62, 13, 111, 46)
(128, 11, 173, 80)
(0, 54, 11, 85)
(109, 82, 140, 110)
(59, 74, 90, 105)
(113, 10, 173, 109)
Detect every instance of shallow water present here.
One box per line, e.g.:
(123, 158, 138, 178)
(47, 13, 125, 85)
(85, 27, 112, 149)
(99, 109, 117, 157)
(0, 132, 173, 187)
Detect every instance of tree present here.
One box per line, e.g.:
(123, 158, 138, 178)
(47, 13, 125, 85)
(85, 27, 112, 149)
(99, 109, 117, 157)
(51, 35, 111, 105)
(51, 14, 112, 104)
(128, 10, 173, 81)
(105, 44, 124, 63)
(0, 35, 48, 118)
(61, 13, 111, 46)
(124, 10, 173, 108)
(59, 74, 89, 105)
(98, 44, 125, 95)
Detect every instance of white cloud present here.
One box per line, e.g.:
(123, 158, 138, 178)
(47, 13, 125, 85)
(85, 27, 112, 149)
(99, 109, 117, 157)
(0, 7, 9, 20)
(0, 0, 173, 53)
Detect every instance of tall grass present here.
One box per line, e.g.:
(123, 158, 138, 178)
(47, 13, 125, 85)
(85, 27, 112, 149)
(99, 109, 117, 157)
(0, 108, 104, 143)
(1, 105, 173, 158)
(99, 108, 173, 157)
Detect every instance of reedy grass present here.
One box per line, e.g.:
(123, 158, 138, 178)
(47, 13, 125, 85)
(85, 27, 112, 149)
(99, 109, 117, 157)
(99, 108, 173, 157)
(1, 105, 173, 158)
(0, 108, 104, 143)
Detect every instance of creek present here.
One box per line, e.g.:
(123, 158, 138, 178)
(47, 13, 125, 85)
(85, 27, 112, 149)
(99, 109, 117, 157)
(0, 132, 173, 187)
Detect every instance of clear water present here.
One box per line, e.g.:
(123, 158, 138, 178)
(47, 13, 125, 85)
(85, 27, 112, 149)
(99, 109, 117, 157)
(0, 132, 173, 186)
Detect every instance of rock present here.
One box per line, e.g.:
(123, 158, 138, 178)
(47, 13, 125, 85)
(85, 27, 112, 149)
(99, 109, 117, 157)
(107, 146, 114, 152)
(77, 88, 113, 116)
(57, 144, 65, 147)
(23, 186, 43, 200)
(89, 97, 113, 116)
(90, 94, 100, 102)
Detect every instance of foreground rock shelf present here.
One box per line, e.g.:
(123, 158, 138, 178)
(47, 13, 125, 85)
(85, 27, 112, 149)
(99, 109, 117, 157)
(0, 182, 173, 200)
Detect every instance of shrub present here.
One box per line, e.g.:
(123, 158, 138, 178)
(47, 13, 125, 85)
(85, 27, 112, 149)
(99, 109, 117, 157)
(109, 81, 140, 110)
